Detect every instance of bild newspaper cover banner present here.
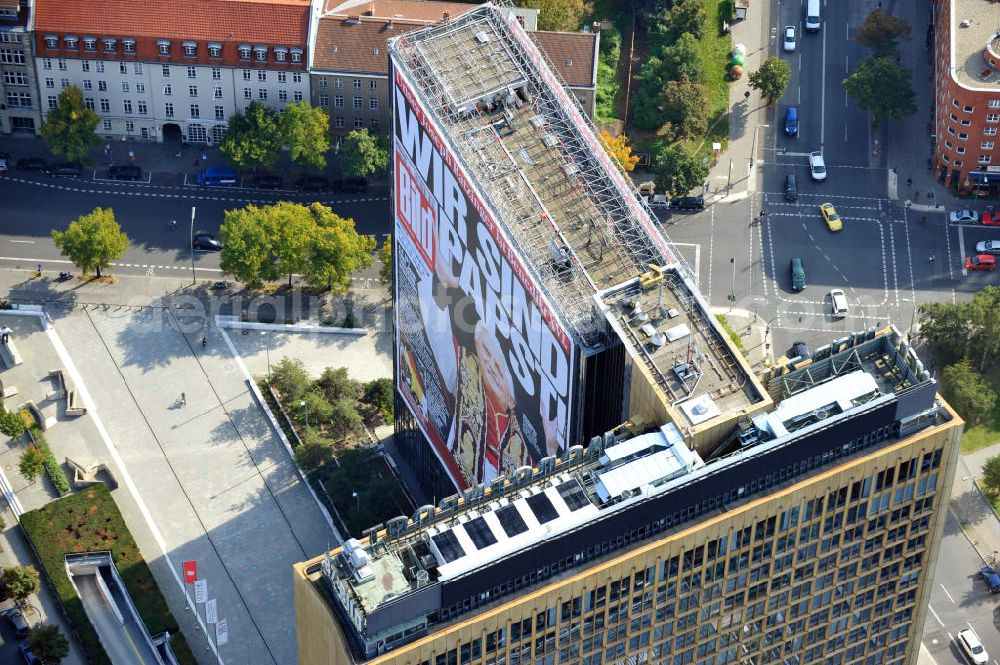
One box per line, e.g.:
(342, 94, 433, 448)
(392, 70, 573, 490)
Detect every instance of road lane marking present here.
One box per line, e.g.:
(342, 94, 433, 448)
(821, 24, 826, 147)
(928, 604, 944, 627)
(940, 583, 955, 603)
(958, 224, 967, 276)
(9, 239, 35, 244)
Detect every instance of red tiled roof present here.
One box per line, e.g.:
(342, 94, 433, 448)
(34, 0, 309, 46)
(324, 0, 476, 22)
(313, 15, 598, 90)
(531, 31, 598, 87)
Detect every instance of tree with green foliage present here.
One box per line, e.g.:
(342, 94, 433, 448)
(268, 202, 316, 287)
(329, 398, 365, 441)
(856, 9, 912, 57)
(515, 0, 586, 32)
(269, 357, 311, 401)
(281, 101, 330, 169)
(40, 85, 100, 163)
(0, 409, 26, 439)
(299, 390, 334, 425)
(650, 0, 706, 41)
(219, 102, 283, 171)
(18, 446, 46, 483)
(662, 78, 710, 141)
(967, 285, 1000, 371)
(317, 367, 359, 402)
(342, 128, 389, 179)
(51, 207, 128, 278)
(305, 204, 376, 292)
(295, 429, 336, 473)
(661, 32, 704, 83)
(378, 237, 392, 286)
(843, 57, 916, 127)
(363, 378, 394, 423)
(749, 57, 792, 105)
(218, 204, 281, 288)
(942, 360, 998, 426)
(595, 26, 622, 123)
(28, 624, 70, 665)
(984, 454, 1000, 494)
(2, 565, 40, 604)
(653, 144, 709, 196)
(916, 300, 971, 365)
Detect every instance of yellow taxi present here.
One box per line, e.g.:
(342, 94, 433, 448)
(819, 203, 842, 232)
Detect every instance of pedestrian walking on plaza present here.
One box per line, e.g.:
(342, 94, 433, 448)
(928, 254, 935, 263)
(744, 90, 751, 101)
(1, 326, 11, 344)
(201, 336, 207, 349)
(906, 177, 912, 186)
(180, 392, 187, 407)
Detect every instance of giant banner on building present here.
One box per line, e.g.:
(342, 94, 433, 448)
(392, 67, 573, 490)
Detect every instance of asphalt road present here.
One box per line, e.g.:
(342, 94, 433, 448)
(0, 171, 391, 279)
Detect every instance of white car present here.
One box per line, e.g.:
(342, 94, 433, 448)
(0, 157, 7, 172)
(829, 289, 849, 317)
(809, 151, 827, 181)
(783, 26, 796, 52)
(950, 209, 978, 223)
(958, 628, 988, 665)
(976, 240, 1000, 254)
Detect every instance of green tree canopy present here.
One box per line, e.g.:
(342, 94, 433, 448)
(2, 565, 40, 604)
(856, 9, 912, 57)
(650, 0, 706, 41)
(18, 446, 46, 482)
(378, 237, 392, 286)
(843, 57, 916, 127)
(329, 398, 364, 441)
(268, 201, 316, 287)
(748, 57, 792, 105)
(304, 204, 376, 292)
(984, 454, 1000, 494)
(300, 390, 334, 425)
(28, 624, 70, 665)
(219, 102, 283, 171)
(218, 205, 280, 288)
(661, 78, 710, 141)
(515, 0, 586, 32)
(40, 85, 100, 162)
(917, 286, 1000, 368)
(281, 101, 330, 169)
(270, 357, 311, 400)
(295, 428, 336, 473)
(661, 32, 704, 83)
(342, 129, 389, 179)
(941, 360, 998, 427)
(317, 367, 359, 402)
(652, 144, 709, 196)
(51, 207, 128, 278)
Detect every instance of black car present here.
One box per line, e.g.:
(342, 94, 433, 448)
(4, 607, 30, 638)
(670, 196, 705, 211)
(107, 164, 143, 181)
(790, 341, 810, 360)
(295, 175, 330, 192)
(253, 174, 282, 189)
(192, 233, 222, 252)
(16, 157, 47, 171)
(784, 174, 798, 202)
(45, 162, 82, 177)
(341, 177, 368, 194)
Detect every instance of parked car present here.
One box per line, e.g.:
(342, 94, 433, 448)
(4, 607, 30, 638)
(782, 25, 796, 52)
(45, 162, 82, 177)
(785, 174, 798, 202)
(670, 196, 705, 211)
(192, 233, 222, 252)
(819, 202, 842, 231)
(966, 254, 997, 271)
(18, 642, 41, 665)
(979, 566, 1000, 593)
(783, 107, 798, 137)
(957, 628, 989, 665)
(0, 157, 8, 172)
(16, 157, 47, 171)
(975, 240, 1000, 254)
(790, 341, 810, 359)
(829, 288, 849, 317)
(949, 209, 977, 223)
(107, 164, 142, 181)
(295, 175, 330, 192)
(982, 211, 1000, 226)
(253, 173, 282, 189)
(808, 151, 826, 181)
(341, 177, 368, 193)
(647, 194, 669, 208)
(790, 257, 806, 291)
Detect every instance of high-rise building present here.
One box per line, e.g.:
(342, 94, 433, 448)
(0, 0, 42, 135)
(294, 5, 963, 665)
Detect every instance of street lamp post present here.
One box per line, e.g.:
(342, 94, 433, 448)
(300, 399, 308, 429)
(728, 257, 736, 304)
(261, 330, 271, 381)
(190, 206, 197, 284)
(352, 491, 359, 513)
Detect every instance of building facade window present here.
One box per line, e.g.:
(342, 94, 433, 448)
(986, 127, 998, 136)
(95, 60, 104, 73)
(82, 60, 91, 72)
(213, 86, 222, 99)
(293, 90, 302, 101)
(959, 133, 968, 141)
(84, 97, 94, 110)
(353, 96, 362, 109)
(988, 114, 1000, 124)
(60, 78, 69, 89)
(979, 154, 992, 164)
(212, 67, 221, 80)
(989, 99, 1000, 109)
(353, 79, 361, 89)
(957, 146, 966, 154)
(335, 95, 343, 108)
(370, 97, 378, 110)
(158, 40, 170, 56)
(44, 35, 58, 49)
(960, 119, 971, 127)
(0, 48, 25, 65)
(64, 36, 78, 50)
(123, 99, 132, 114)
(275, 47, 288, 62)
(243, 69, 251, 81)
(258, 89, 267, 100)
(189, 85, 198, 97)
(319, 78, 327, 88)
(138, 100, 147, 115)
(964, 105, 974, 113)
(258, 70, 266, 82)
(103, 38, 116, 52)
(164, 102, 174, 117)
(369, 117, 378, 130)
(121, 81, 129, 92)
(125, 120, 134, 133)
(98, 80, 107, 91)
(190, 104, 200, 118)
(102, 119, 112, 131)
(293, 72, 302, 84)
(119, 61, 127, 74)
(99, 98, 110, 112)
(136, 82, 145, 93)
(215, 105, 225, 120)
(82, 79, 92, 90)
(354, 117, 363, 129)
(163, 84, 172, 96)
(277, 72, 286, 83)
(187, 66, 197, 79)
(162, 65, 170, 77)
(278, 90, 288, 102)
(243, 87, 252, 99)
(83, 37, 96, 51)
(57, 59, 67, 70)
(319, 95, 329, 108)
(42, 57, 52, 70)
(290, 48, 302, 63)
(47, 95, 57, 109)
(183, 41, 197, 57)
(2, 71, 28, 86)
(134, 63, 143, 75)
(239, 45, 251, 60)
(334, 78, 343, 88)
(335, 117, 344, 129)
(208, 43, 222, 58)
(369, 80, 377, 90)
(44, 77, 54, 88)
(123, 38, 135, 53)
(6, 92, 31, 107)
(982, 141, 995, 150)
(254, 46, 267, 62)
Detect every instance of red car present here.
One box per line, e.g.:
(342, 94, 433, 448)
(982, 211, 1000, 226)
(966, 254, 998, 270)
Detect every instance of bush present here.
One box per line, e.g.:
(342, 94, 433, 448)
(19, 446, 46, 482)
(44, 456, 70, 494)
(295, 429, 337, 473)
(329, 398, 365, 441)
(0, 409, 26, 438)
(269, 357, 311, 401)
(363, 378, 394, 424)
(714, 314, 746, 355)
(300, 390, 334, 425)
(317, 367, 359, 402)
(18, 408, 34, 431)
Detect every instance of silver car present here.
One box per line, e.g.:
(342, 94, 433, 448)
(783, 26, 796, 52)
(809, 151, 827, 182)
(975, 239, 1000, 254)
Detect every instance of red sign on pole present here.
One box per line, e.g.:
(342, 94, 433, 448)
(182, 560, 197, 585)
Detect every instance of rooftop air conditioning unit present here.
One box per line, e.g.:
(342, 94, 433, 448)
(960, 19, 971, 27)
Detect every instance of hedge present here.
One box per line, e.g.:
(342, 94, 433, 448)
(20, 485, 197, 665)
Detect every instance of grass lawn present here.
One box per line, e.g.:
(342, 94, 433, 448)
(682, 0, 734, 161)
(957, 368, 1000, 455)
(20, 485, 197, 665)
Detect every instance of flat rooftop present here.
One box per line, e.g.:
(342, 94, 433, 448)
(951, 0, 1000, 88)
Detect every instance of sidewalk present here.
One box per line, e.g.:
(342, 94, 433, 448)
(952, 443, 1000, 563)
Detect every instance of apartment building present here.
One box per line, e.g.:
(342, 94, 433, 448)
(308, 0, 597, 139)
(32, 0, 311, 144)
(0, 0, 42, 134)
(932, 0, 1000, 193)
(294, 7, 963, 665)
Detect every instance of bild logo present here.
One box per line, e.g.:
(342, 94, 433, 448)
(396, 152, 435, 268)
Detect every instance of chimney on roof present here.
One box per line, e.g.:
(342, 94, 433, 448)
(443, 10, 450, 20)
(366, 1, 374, 15)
